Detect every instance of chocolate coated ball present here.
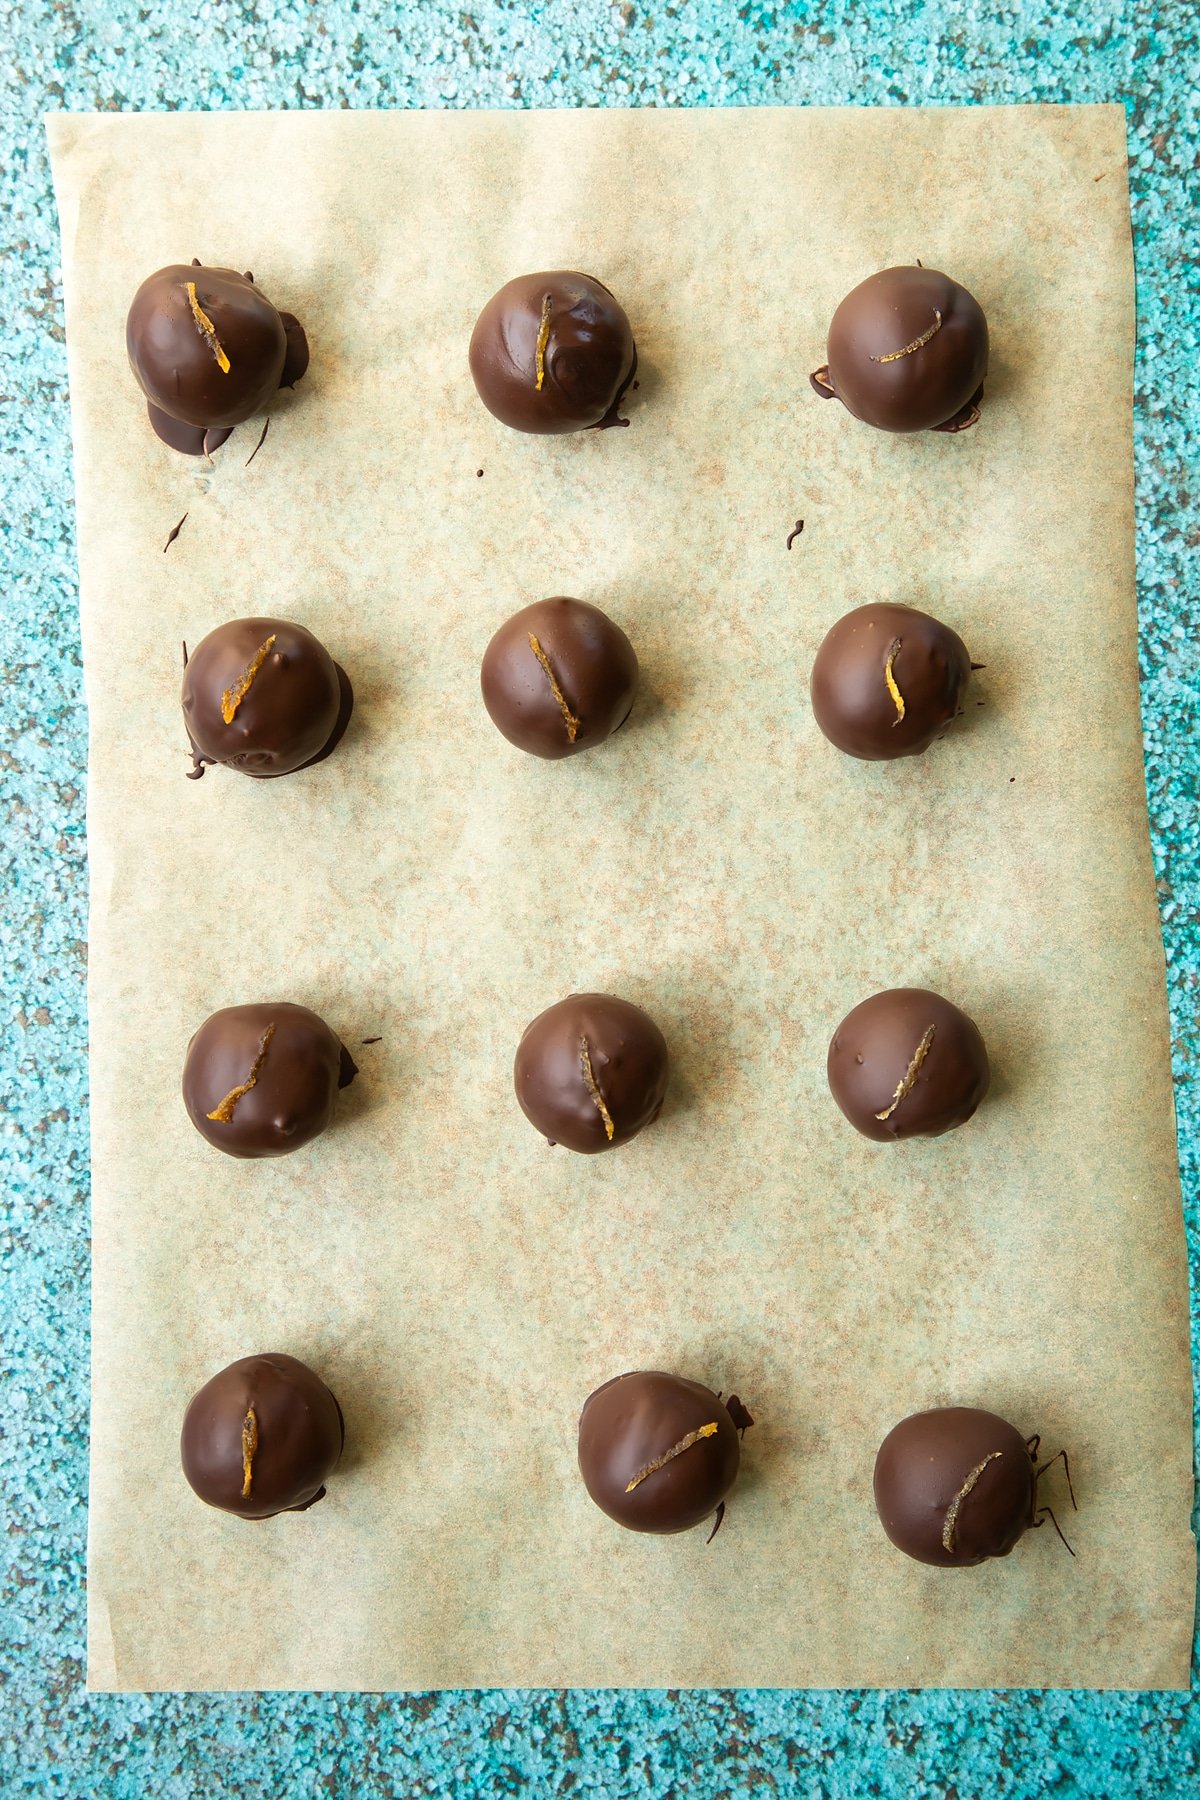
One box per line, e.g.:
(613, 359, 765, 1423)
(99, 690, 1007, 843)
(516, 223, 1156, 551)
(181, 1352, 344, 1519)
(514, 993, 669, 1154)
(578, 1371, 744, 1534)
(481, 597, 638, 759)
(873, 1406, 1038, 1566)
(182, 1002, 357, 1159)
(127, 263, 308, 455)
(827, 987, 989, 1141)
(182, 617, 349, 779)
(812, 265, 987, 434)
(469, 271, 636, 434)
(810, 602, 972, 760)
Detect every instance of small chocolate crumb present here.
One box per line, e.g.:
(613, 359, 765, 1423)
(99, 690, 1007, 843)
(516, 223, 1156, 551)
(360, 1036, 382, 1045)
(244, 417, 270, 467)
(786, 519, 805, 550)
(163, 512, 188, 554)
(725, 1394, 755, 1436)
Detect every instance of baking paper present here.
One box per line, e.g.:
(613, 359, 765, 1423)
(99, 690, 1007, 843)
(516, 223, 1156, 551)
(47, 104, 1193, 1691)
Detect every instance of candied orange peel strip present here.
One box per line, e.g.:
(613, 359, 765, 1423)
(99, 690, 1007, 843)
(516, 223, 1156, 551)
(185, 280, 231, 374)
(241, 1407, 259, 1498)
(528, 633, 580, 742)
(206, 1022, 276, 1123)
(875, 1023, 936, 1122)
(534, 293, 552, 391)
(884, 638, 906, 725)
(942, 1450, 1002, 1552)
(871, 309, 942, 364)
(626, 1423, 719, 1493)
(579, 1036, 615, 1140)
(221, 634, 277, 725)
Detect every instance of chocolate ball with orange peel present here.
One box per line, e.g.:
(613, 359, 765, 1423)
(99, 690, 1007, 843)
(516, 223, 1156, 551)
(811, 265, 987, 434)
(181, 616, 351, 780)
(126, 260, 309, 456)
(469, 270, 637, 434)
(181, 1352, 344, 1519)
(578, 1370, 753, 1536)
(182, 1002, 357, 1160)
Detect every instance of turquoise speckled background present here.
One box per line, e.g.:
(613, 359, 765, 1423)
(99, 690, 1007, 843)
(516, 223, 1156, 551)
(1, 2, 1197, 1794)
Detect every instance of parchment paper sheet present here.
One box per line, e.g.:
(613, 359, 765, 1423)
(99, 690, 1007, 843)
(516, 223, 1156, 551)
(48, 104, 1194, 1692)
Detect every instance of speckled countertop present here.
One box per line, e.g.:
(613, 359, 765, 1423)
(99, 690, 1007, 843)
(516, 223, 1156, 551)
(1, 3, 1197, 1795)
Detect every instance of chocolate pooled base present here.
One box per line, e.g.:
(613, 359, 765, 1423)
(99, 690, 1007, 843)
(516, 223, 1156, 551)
(578, 1371, 751, 1535)
(181, 616, 351, 780)
(513, 993, 669, 1153)
(810, 602, 973, 760)
(481, 597, 639, 759)
(126, 261, 309, 457)
(469, 271, 637, 434)
(811, 265, 987, 434)
(182, 1001, 358, 1159)
(181, 1352, 344, 1519)
(873, 1407, 1040, 1566)
(828, 987, 989, 1141)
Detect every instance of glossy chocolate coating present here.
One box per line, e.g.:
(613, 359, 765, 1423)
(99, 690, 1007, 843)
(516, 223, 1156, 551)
(182, 1002, 357, 1159)
(469, 271, 636, 434)
(181, 1352, 344, 1519)
(481, 597, 639, 759)
(874, 1407, 1037, 1566)
(182, 616, 349, 779)
(514, 993, 669, 1154)
(578, 1371, 742, 1534)
(828, 987, 989, 1141)
(813, 266, 988, 433)
(127, 264, 306, 455)
(810, 602, 972, 760)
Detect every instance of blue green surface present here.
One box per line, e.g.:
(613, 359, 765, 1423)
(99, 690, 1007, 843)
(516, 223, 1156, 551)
(2, 2, 1198, 1794)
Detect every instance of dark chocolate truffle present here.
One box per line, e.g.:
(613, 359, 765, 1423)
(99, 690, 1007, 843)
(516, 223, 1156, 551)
(126, 262, 308, 456)
(873, 1407, 1040, 1566)
(810, 602, 972, 760)
(811, 265, 987, 434)
(514, 993, 669, 1153)
(827, 987, 989, 1141)
(578, 1371, 749, 1534)
(181, 616, 351, 779)
(182, 1002, 357, 1159)
(481, 597, 639, 759)
(469, 271, 636, 434)
(181, 1352, 344, 1519)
